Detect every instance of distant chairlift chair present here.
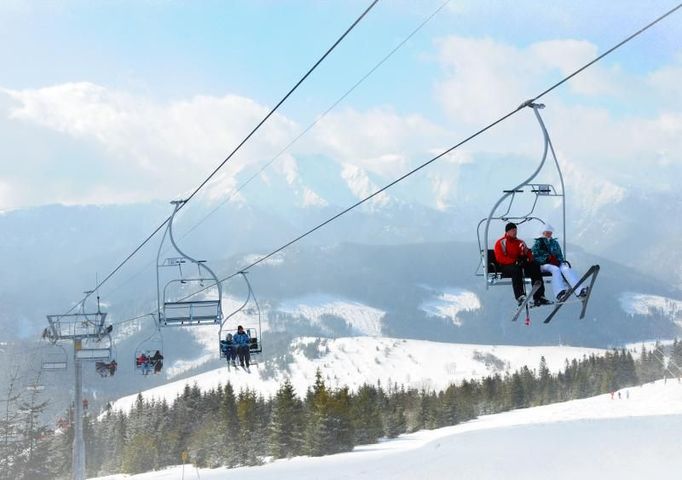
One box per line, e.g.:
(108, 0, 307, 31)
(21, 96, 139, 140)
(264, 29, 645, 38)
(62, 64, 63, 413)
(219, 271, 263, 366)
(156, 200, 224, 327)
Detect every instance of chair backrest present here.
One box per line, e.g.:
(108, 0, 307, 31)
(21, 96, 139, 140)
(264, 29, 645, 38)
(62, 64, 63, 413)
(247, 328, 261, 353)
(486, 249, 502, 276)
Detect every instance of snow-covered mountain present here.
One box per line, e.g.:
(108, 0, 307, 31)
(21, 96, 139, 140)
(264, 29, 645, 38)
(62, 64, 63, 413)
(3, 200, 682, 419)
(620, 292, 682, 324)
(4, 188, 681, 341)
(92, 380, 682, 480)
(109, 337, 605, 413)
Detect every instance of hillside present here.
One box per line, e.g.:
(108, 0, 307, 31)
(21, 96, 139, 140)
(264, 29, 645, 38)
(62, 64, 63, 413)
(109, 337, 605, 412)
(93, 380, 682, 480)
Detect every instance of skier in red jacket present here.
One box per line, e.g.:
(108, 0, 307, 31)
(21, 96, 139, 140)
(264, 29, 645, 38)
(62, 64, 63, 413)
(494, 222, 550, 306)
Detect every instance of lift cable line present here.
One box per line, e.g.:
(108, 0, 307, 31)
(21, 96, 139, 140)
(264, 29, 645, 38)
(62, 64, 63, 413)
(156, 1, 682, 310)
(74, 1, 682, 331)
(180, 0, 452, 239)
(100, 0, 451, 302)
(181, 0, 379, 207)
(56, 0, 380, 319)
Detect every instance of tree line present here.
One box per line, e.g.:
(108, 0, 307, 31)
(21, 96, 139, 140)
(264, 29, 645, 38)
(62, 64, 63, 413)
(2, 341, 682, 479)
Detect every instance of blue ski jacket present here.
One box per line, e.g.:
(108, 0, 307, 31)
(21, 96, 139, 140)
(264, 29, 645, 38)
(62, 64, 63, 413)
(531, 237, 565, 265)
(220, 340, 235, 354)
(234, 331, 251, 347)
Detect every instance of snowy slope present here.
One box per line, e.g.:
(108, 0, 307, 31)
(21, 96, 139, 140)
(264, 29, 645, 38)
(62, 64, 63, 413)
(419, 287, 480, 326)
(109, 337, 604, 413)
(277, 295, 385, 335)
(92, 380, 682, 480)
(620, 291, 682, 325)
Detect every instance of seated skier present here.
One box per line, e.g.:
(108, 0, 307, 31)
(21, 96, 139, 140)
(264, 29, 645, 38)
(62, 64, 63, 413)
(220, 333, 237, 367)
(494, 222, 550, 307)
(150, 350, 164, 374)
(531, 224, 588, 302)
(233, 325, 251, 370)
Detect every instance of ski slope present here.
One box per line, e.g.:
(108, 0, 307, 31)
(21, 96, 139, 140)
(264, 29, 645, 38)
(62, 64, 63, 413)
(277, 295, 386, 336)
(620, 291, 682, 325)
(109, 337, 604, 413)
(92, 380, 682, 480)
(419, 287, 480, 326)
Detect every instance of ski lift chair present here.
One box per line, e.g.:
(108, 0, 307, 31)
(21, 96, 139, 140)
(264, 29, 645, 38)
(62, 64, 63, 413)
(476, 102, 567, 290)
(134, 319, 164, 375)
(75, 333, 113, 361)
(474, 102, 599, 323)
(41, 343, 68, 371)
(219, 271, 263, 361)
(157, 201, 224, 326)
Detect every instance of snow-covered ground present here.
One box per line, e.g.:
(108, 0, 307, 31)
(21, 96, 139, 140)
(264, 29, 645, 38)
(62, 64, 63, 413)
(419, 287, 480, 326)
(277, 295, 385, 336)
(92, 379, 682, 480)
(110, 337, 604, 413)
(620, 292, 682, 325)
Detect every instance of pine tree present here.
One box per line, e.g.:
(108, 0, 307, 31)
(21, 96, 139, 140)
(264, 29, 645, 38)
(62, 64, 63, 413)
(4, 369, 51, 480)
(351, 384, 383, 445)
(670, 339, 682, 378)
(95, 409, 128, 475)
(153, 399, 178, 469)
(417, 390, 441, 430)
(328, 387, 353, 454)
(456, 379, 477, 422)
(304, 369, 333, 456)
(383, 401, 406, 438)
(236, 389, 262, 466)
(382, 385, 407, 438)
(0, 368, 22, 480)
(47, 409, 74, 479)
(121, 432, 157, 474)
(268, 379, 304, 458)
(537, 356, 552, 405)
(509, 372, 525, 408)
(220, 382, 240, 467)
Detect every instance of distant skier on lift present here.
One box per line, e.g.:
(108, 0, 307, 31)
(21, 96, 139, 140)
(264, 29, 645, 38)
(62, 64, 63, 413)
(234, 325, 251, 371)
(494, 222, 550, 306)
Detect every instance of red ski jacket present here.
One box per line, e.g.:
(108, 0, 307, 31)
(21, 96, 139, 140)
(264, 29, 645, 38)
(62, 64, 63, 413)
(494, 234, 533, 265)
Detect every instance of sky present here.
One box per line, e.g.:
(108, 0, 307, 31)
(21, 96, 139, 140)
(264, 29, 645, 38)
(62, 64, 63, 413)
(0, 0, 681, 212)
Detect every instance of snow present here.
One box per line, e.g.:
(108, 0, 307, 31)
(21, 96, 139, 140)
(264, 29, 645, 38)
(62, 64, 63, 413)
(109, 337, 603, 413)
(419, 287, 481, 326)
(278, 295, 385, 336)
(619, 291, 682, 324)
(90, 380, 682, 480)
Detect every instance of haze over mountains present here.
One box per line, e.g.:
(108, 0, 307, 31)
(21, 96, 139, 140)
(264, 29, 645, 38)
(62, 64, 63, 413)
(1, 176, 680, 342)
(1, 162, 680, 415)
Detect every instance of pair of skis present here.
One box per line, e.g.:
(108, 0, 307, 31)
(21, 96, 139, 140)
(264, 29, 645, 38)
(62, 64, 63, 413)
(227, 362, 251, 373)
(511, 265, 600, 324)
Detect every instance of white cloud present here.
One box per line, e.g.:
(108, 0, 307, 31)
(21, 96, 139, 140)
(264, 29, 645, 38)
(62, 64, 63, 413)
(2, 82, 298, 205)
(529, 40, 619, 96)
(2, 33, 681, 219)
(434, 36, 620, 125)
(310, 106, 444, 178)
(647, 63, 682, 107)
(1, 84, 444, 211)
(432, 35, 682, 212)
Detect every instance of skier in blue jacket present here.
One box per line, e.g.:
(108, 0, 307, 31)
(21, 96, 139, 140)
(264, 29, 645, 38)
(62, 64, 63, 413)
(233, 325, 251, 369)
(220, 333, 237, 367)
